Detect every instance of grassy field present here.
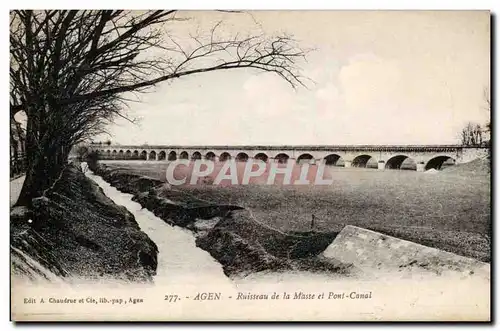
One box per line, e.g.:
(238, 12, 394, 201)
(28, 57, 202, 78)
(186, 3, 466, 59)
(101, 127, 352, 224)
(101, 159, 491, 262)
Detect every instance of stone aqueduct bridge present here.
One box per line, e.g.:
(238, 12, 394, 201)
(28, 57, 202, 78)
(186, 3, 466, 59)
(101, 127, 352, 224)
(89, 144, 488, 171)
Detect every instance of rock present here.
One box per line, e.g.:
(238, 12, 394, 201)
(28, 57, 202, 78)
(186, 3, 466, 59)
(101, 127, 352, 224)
(321, 225, 490, 279)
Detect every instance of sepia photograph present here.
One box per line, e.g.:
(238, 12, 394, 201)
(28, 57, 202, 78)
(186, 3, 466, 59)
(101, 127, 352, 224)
(9, 9, 491, 321)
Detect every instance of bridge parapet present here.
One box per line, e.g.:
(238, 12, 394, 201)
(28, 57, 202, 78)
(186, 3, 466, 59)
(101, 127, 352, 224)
(88, 144, 488, 171)
(90, 144, 478, 152)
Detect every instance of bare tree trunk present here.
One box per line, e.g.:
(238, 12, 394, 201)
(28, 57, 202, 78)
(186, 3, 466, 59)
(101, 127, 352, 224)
(15, 102, 72, 206)
(16, 104, 56, 206)
(16, 148, 49, 206)
(16, 145, 67, 206)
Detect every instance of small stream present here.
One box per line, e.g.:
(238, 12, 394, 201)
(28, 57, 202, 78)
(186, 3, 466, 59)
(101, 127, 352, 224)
(86, 171, 235, 288)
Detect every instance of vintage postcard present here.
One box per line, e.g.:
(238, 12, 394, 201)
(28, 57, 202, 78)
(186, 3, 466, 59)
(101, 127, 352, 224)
(10, 10, 491, 321)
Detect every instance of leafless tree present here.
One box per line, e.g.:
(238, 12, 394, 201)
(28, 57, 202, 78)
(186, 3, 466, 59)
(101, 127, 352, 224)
(10, 10, 309, 206)
(459, 122, 485, 147)
(484, 87, 491, 135)
(483, 87, 491, 160)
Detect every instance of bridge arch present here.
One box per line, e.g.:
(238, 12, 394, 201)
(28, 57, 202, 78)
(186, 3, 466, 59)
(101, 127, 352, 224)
(219, 152, 231, 162)
(297, 153, 314, 164)
(385, 155, 417, 170)
(168, 151, 177, 161)
(158, 151, 166, 160)
(205, 152, 216, 161)
(148, 151, 157, 160)
(236, 152, 249, 162)
(324, 154, 344, 166)
(275, 153, 290, 164)
(106, 150, 111, 156)
(425, 155, 456, 170)
(140, 150, 147, 160)
(191, 151, 202, 160)
(132, 150, 139, 159)
(352, 154, 377, 168)
(125, 150, 131, 158)
(254, 153, 269, 162)
(118, 150, 124, 159)
(180, 151, 189, 160)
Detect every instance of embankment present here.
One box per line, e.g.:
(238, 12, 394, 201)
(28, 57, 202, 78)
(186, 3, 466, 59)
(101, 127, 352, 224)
(10, 165, 158, 283)
(92, 163, 352, 278)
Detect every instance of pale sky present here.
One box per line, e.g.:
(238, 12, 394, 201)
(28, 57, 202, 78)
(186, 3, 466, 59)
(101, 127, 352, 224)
(95, 10, 490, 146)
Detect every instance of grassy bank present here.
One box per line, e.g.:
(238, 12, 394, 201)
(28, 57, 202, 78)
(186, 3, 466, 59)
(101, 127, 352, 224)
(10, 164, 158, 282)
